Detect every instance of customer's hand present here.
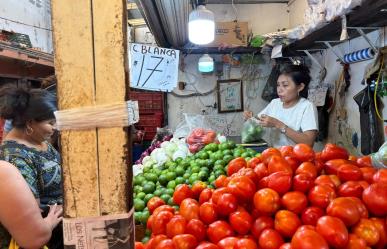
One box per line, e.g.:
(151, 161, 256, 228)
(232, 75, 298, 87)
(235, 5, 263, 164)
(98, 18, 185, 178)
(44, 204, 63, 230)
(243, 111, 253, 120)
(258, 114, 284, 129)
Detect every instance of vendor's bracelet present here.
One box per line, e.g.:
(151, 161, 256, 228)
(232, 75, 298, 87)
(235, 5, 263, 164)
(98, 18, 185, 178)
(280, 125, 287, 134)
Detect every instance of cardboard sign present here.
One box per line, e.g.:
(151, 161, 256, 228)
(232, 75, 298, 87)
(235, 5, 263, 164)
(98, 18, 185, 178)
(130, 43, 179, 92)
(210, 22, 248, 47)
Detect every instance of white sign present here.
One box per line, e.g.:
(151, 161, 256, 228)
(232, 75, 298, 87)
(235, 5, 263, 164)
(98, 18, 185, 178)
(130, 43, 179, 91)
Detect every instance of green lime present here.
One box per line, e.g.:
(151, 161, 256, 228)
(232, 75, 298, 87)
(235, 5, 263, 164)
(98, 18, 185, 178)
(183, 173, 190, 179)
(190, 161, 199, 168)
(241, 152, 250, 158)
(191, 166, 200, 173)
(167, 197, 175, 206)
(144, 193, 154, 203)
(213, 164, 224, 171)
(198, 171, 209, 180)
(134, 199, 146, 211)
(199, 151, 209, 160)
(226, 141, 236, 149)
(165, 188, 174, 196)
(165, 172, 177, 181)
(167, 180, 176, 189)
(180, 161, 190, 169)
(173, 205, 179, 212)
(175, 166, 185, 177)
(152, 168, 162, 176)
(223, 155, 234, 164)
(153, 189, 162, 197)
(200, 167, 210, 173)
(158, 174, 168, 186)
(175, 176, 185, 185)
(145, 229, 151, 236)
(214, 152, 223, 161)
(136, 192, 146, 200)
(134, 175, 145, 186)
(245, 157, 252, 162)
(139, 210, 150, 224)
(145, 173, 158, 183)
(160, 194, 171, 203)
(189, 173, 199, 184)
(143, 166, 152, 173)
(222, 149, 232, 156)
(142, 182, 156, 194)
(175, 157, 183, 164)
(214, 159, 226, 167)
(214, 170, 225, 178)
(133, 185, 143, 194)
(218, 143, 228, 151)
(134, 212, 142, 224)
(142, 236, 150, 244)
(208, 175, 215, 183)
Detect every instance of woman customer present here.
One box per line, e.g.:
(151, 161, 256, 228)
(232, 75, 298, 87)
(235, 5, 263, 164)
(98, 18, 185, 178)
(0, 86, 63, 248)
(0, 160, 62, 249)
(245, 64, 318, 148)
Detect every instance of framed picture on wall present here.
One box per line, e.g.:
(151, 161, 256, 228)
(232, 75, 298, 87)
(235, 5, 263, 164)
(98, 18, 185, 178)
(217, 79, 244, 113)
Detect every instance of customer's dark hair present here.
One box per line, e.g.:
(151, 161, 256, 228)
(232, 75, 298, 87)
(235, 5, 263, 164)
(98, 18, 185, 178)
(280, 64, 311, 98)
(0, 86, 57, 128)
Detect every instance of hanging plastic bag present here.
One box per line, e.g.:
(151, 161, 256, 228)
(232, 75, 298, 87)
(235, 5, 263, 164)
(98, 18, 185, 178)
(241, 118, 265, 143)
(371, 141, 387, 169)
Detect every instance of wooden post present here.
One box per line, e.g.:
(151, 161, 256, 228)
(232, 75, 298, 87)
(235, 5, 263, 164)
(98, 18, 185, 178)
(51, 0, 131, 220)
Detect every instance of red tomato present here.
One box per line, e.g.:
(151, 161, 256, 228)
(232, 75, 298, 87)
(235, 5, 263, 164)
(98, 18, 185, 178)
(258, 229, 284, 249)
(356, 156, 372, 168)
(314, 175, 336, 189)
(326, 197, 361, 226)
(324, 159, 351, 175)
(173, 184, 194, 205)
(195, 242, 220, 249)
(152, 211, 174, 235)
(257, 176, 269, 189)
(267, 171, 292, 195)
(370, 218, 387, 249)
(346, 234, 367, 249)
(217, 237, 238, 249)
(291, 227, 329, 249)
(136, 242, 145, 249)
(211, 187, 229, 204)
(227, 157, 247, 176)
(227, 175, 256, 201)
(373, 169, 387, 184)
(253, 188, 280, 214)
(279, 145, 295, 157)
(251, 216, 274, 240)
(147, 214, 154, 230)
(229, 211, 253, 235)
(274, 210, 301, 238)
(261, 148, 282, 164)
(293, 144, 315, 162)
(353, 219, 380, 247)
(313, 159, 324, 175)
(281, 191, 308, 214)
(199, 202, 218, 225)
(292, 174, 314, 193)
(337, 164, 363, 182)
(214, 175, 228, 188)
(155, 239, 175, 249)
(347, 197, 369, 219)
(199, 188, 213, 204)
(316, 216, 348, 248)
(235, 238, 258, 249)
(180, 198, 200, 222)
(337, 181, 364, 198)
(247, 157, 261, 169)
(207, 221, 235, 244)
(166, 215, 187, 238)
(295, 162, 317, 179)
(360, 167, 377, 183)
(278, 243, 292, 249)
(186, 219, 206, 242)
(308, 185, 336, 209)
(358, 180, 370, 190)
(192, 182, 207, 199)
(320, 143, 349, 162)
(362, 183, 387, 216)
(148, 197, 166, 214)
(253, 163, 269, 180)
(301, 206, 325, 226)
(349, 155, 358, 162)
(236, 168, 260, 184)
(285, 156, 300, 172)
(147, 235, 168, 249)
(328, 175, 341, 188)
(172, 234, 198, 249)
(268, 155, 293, 174)
(153, 205, 176, 217)
(216, 193, 238, 216)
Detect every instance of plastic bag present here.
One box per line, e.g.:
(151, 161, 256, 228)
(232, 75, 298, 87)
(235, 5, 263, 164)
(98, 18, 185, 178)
(186, 128, 217, 154)
(371, 142, 387, 169)
(241, 118, 265, 143)
(173, 113, 211, 139)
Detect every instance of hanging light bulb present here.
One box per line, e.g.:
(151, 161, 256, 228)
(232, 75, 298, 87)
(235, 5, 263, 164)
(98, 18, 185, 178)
(198, 54, 214, 73)
(189, 5, 215, 45)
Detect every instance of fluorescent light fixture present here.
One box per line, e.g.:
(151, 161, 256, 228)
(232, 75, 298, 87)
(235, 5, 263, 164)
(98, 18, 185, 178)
(189, 5, 215, 45)
(198, 54, 214, 73)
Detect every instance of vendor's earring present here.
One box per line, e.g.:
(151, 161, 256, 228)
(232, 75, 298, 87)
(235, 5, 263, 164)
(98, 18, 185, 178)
(25, 126, 34, 136)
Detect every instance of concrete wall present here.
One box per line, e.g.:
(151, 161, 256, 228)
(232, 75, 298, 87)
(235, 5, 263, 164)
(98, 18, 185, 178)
(288, 0, 308, 28)
(0, 0, 52, 53)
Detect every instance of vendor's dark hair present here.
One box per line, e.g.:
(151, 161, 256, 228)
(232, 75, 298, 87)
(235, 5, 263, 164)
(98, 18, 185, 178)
(0, 86, 57, 128)
(280, 64, 311, 98)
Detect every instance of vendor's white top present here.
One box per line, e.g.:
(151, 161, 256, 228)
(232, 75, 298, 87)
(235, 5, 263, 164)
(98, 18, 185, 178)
(258, 97, 318, 148)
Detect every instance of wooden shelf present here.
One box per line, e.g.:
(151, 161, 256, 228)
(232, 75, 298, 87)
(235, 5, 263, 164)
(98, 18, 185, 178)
(283, 0, 387, 56)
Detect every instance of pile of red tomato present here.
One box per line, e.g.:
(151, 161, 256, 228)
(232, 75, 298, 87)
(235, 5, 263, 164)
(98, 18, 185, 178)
(136, 143, 387, 249)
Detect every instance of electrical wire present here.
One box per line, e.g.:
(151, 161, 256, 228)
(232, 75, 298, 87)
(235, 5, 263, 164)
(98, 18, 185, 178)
(374, 54, 385, 121)
(231, 0, 238, 22)
(0, 16, 52, 31)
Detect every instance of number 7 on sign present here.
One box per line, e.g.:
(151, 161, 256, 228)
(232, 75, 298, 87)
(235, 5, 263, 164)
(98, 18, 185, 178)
(136, 55, 164, 87)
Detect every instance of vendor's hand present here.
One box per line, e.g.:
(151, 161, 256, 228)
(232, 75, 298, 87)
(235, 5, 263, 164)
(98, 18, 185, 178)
(258, 114, 284, 129)
(44, 204, 63, 230)
(243, 111, 253, 120)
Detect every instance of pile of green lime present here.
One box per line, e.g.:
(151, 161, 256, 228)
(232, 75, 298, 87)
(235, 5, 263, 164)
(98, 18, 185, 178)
(133, 141, 259, 225)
